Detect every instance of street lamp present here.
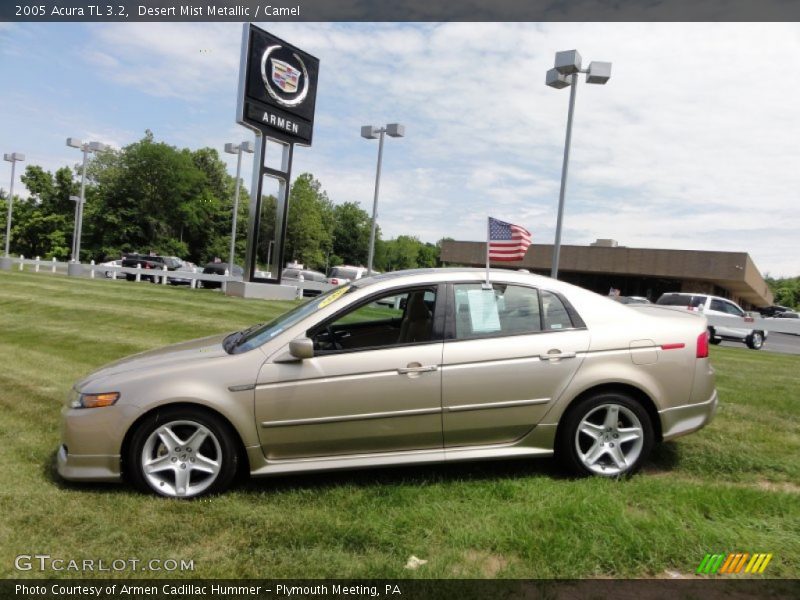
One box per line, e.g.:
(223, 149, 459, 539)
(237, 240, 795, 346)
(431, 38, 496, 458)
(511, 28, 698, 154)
(546, 50, 611, 279)
(66, 137, 107, 275)
(224, 141, 254, 271)
(68, 195, 84, 266)
(361, 123, 404, 275)
(1, 152, 25, 270)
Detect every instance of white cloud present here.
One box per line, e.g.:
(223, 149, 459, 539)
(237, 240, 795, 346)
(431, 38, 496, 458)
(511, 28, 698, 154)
(4, 22, 800, 276)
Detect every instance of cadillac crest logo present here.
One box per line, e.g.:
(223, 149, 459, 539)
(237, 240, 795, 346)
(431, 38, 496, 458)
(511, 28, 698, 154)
(271, 59, 300, 93)
(260, 45, 309, 107)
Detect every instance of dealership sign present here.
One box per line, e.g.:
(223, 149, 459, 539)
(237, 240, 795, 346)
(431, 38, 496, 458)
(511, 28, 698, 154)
(237, 25, 319, 144)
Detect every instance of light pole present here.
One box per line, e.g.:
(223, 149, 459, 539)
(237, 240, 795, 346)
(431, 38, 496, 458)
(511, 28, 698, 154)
(546, 50, 611, 279)
(1, 152, 25, 271)
(361, 123, 404, 275)
(66, 138, 107, 276)
(69, 195, 84, 262)
(224, 141, 254, 270)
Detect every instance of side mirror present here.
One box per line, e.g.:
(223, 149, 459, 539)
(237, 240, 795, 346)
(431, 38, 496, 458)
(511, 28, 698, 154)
(289, 337, 314, 360)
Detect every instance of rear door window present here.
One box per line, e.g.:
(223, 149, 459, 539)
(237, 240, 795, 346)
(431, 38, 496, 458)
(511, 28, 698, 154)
(541, 291, 574, 330)
(452, 283, 542, 339)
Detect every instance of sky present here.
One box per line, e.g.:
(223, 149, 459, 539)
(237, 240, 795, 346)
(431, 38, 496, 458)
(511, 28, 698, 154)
(0, 22, 798, 277)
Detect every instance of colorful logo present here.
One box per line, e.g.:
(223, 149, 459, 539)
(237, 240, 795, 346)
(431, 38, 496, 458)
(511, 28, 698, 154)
(260, 45, 310, 108)
(696, 553, 773, 575)
(271, 59, 301, 94)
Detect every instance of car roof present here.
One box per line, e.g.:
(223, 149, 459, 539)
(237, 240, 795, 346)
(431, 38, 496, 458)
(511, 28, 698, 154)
(352, 268, 624, 310)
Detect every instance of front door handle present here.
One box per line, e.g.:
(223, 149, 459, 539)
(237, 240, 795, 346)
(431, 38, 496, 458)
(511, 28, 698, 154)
(539, 350, 576, 361)
(398, 364, 438, 374)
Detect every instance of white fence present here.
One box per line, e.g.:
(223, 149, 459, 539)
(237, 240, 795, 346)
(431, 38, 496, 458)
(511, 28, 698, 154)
(5, 255, 333, 298)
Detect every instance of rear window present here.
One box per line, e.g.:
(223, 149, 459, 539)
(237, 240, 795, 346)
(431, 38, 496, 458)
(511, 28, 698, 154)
(657, 294, 707, 308)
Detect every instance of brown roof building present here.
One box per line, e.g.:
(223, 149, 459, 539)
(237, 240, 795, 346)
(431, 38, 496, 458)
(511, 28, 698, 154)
(440, 239, 773, 309)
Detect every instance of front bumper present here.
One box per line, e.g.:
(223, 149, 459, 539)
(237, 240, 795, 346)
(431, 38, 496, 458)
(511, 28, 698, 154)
(57, 444, 121, 482)
(659, 389, 719, 441)
(56, 402, 141, 482)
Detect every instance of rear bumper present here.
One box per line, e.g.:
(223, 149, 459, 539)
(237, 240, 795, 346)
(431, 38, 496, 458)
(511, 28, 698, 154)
(659, 389, 718, 441)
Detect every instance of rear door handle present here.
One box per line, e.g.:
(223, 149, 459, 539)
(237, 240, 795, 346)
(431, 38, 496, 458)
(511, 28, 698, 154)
(398, 364, 438, 374)
(539, 351, 576, 361)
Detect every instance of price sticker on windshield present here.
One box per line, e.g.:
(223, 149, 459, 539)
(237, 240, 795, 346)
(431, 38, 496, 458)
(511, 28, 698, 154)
(318, 286, 350, 309)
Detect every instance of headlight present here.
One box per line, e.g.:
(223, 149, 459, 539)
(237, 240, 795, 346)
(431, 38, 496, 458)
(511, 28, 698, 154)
(70, 392, 120, 409)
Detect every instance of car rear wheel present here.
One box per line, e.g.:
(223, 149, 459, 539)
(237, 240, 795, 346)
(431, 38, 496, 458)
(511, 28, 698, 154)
(127, 408, 238, 498)
(746, 331, 764, 350)
(557, 392, 654, 477)
(707, 327, 721, 345)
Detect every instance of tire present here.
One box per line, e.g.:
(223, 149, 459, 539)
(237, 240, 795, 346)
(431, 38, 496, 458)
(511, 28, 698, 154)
(557, 392, 654, 477)
(127, 407, 239, 498)
(707, 327, 721, 345)
(746, 331, 764, 350)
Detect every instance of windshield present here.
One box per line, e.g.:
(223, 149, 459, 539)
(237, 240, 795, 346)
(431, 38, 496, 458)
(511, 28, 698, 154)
(231, 285, 355, 353)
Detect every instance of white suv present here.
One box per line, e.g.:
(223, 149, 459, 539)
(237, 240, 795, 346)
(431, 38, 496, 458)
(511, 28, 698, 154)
(327, 265, 372, 286)
(656, 292, 767, 350)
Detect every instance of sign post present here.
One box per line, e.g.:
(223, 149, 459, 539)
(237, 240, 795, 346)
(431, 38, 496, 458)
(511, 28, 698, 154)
(236, 24, 319, 285)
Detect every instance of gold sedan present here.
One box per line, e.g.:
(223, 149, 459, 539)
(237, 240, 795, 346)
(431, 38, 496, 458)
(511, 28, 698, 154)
(58, 269, 717, 497)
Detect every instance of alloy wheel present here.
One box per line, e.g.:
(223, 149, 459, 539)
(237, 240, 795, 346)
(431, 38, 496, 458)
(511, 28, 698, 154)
(140, 420, 222, 497)
(574, 403, 644, 476)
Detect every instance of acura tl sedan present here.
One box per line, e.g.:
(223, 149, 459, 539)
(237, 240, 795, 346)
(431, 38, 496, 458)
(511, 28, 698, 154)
(58, 269, 717, 498)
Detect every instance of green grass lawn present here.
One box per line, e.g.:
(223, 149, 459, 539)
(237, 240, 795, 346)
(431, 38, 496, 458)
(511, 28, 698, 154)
(0, 270, 798, 579)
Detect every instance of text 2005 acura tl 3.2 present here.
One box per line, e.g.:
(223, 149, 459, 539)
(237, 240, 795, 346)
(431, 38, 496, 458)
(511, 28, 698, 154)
(58, 269, 717, 498)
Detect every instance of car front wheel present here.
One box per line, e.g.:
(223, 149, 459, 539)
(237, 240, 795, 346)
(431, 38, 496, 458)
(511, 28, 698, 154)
(746, 331, 764, 350)
(557, 392, 654, 477)
(127, 408, 239, 498)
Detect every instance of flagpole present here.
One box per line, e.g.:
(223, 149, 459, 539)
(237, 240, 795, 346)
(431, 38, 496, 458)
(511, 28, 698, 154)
(485, 216, 490, 286)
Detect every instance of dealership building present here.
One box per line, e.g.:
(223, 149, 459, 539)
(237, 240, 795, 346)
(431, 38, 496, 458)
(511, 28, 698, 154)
(439, 238, 773, 309)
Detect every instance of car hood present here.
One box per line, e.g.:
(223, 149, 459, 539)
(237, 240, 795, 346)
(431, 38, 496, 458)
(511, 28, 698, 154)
(76, 333, 231, 390)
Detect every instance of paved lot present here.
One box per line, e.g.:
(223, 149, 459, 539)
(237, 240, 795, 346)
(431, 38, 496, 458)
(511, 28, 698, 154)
(720, 332, 800, 355)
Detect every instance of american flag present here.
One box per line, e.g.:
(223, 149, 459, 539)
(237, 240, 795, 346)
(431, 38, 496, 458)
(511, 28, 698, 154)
(488, 217, 532, 261)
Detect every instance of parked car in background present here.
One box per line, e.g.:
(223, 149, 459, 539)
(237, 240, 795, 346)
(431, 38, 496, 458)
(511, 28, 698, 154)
(773, 310, 799, 319)
(164, 257, 197, 285)
(121, 253, 166, 282)
(58, 268, 717, 498)
(759, 305, 792, 317)
(100, 259, 122, 278)
(200, 263, 243, 288)
(656, 292, 767, 349)
(327, 265, 372, 286)
(614, 296, 651, 305)
(283, 267, 328, 297)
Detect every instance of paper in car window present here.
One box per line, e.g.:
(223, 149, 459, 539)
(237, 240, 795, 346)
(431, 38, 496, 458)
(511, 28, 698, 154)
(318, 286, 350, 309)
(466, 289, 501, 333)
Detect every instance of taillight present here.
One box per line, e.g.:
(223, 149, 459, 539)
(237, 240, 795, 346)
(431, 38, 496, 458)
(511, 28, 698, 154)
(696, 330, 709, 358)
(330, 278, 339, 285)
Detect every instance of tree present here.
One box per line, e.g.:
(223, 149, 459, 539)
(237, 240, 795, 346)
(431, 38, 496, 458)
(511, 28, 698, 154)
(7, 165, 77, 259)
(84, 132, 237, 263)
(284, 173, 334, 270)
(331, 201, 371, 267)
(766, 275, 800, 309)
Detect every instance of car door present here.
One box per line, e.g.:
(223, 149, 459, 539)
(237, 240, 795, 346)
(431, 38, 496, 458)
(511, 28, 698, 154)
(441, 282, 590, 447)
(255, 285, 444, 460)
(709, 298, 747, 339)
